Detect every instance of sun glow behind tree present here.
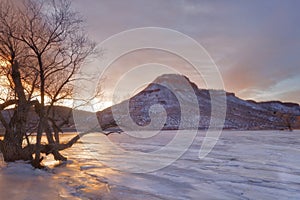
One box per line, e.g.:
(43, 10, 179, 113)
(0, 0, 96, 168)
(0, 59, 9, 68)
(0, 58, 12, 104)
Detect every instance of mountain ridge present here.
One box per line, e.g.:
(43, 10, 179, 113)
(97, 73, 300, 131)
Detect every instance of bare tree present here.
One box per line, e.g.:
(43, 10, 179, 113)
(0, 0, 96, 168)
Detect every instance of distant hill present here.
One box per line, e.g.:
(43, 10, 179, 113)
(0, 106, 92, 134)
(97, 74, 300, 131)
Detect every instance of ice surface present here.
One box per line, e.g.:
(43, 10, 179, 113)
(1, 130, 300, 199)
(0, 161, 61, 199)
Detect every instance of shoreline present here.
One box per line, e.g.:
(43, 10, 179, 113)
(0, 128, 299, 137)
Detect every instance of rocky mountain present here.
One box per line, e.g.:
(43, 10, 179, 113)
(1, 74, 298, 134)
(97, 74, 300, 131)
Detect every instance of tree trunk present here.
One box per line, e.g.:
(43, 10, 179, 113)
(0, 61, 32, 163)
(0, 137, 33, 162)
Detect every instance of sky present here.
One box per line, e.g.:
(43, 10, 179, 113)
(72, 0, 300, 106)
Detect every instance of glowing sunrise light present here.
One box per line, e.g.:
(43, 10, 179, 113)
(0, 59, 10, 68)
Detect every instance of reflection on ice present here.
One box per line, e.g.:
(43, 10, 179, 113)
(0, 130, 300, 199)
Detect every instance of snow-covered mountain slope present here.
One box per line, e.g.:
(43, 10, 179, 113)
(97, 74, 300, 131)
